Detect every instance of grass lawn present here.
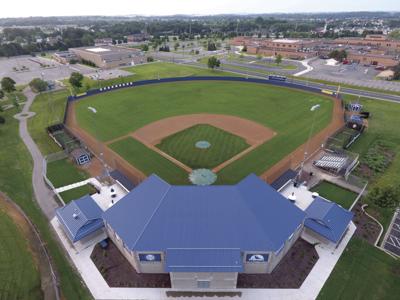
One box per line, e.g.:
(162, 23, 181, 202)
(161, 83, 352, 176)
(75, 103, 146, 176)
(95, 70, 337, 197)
(342, 95, 400, 231)
(46, 159, 89, 188)
(65, 62, 238, 94)
(28, 89, 69, 155)
(59, 184, 96, 203)
(318, 238, 400, 300)
(311, 181, 357, 209)
(77, 80, 333, 184)
(110, 137, 189, 184)
(0, 209, 42, 300)
(0, 108, 91, 299)
(156, 124, 250, 169)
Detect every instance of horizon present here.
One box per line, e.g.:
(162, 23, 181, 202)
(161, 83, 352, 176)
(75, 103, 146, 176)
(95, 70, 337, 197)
(1, 0, 399, 19)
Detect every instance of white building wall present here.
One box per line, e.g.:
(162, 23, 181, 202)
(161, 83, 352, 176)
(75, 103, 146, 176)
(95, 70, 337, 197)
(170, 272, 237, 290)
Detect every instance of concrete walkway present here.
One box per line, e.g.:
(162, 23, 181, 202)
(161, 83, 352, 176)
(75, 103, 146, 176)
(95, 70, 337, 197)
(17, 87, 59, 219)
(293, 58, 315, 77)
(54, 178, 102, 194)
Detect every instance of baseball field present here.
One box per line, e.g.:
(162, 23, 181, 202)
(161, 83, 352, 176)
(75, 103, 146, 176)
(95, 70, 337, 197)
(70, 80, 338, 184)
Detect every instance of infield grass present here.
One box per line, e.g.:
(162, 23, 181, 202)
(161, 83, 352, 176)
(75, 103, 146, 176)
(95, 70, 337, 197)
(156, 124, 250, 169)
(77, 81, 333, 184)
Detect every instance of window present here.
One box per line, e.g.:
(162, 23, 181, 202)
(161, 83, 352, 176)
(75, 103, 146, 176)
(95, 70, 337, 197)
(197, 280, 210, 288)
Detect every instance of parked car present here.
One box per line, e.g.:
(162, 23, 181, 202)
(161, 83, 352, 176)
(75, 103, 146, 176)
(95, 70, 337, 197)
(375, 65, 386, 71)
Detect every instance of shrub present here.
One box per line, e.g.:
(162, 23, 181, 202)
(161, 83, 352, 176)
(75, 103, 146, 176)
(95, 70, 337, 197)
(0, 115, 5, 124)
(367, 185, 400, 208)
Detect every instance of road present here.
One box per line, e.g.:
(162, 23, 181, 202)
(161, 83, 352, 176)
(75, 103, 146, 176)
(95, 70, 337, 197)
(183, 62, 400, 103)
(15, 87, 59, 220)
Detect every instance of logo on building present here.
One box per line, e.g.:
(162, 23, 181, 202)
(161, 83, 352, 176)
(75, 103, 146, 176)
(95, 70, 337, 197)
(139, 253, 162, 262)
(246, 254, 268, 262)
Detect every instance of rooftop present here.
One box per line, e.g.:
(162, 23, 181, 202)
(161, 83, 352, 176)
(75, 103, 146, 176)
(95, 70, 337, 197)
(103, 174, 306, 253)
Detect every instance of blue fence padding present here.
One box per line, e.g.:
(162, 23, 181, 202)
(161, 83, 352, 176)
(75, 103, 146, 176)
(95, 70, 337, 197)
(63, 76, 342, 123)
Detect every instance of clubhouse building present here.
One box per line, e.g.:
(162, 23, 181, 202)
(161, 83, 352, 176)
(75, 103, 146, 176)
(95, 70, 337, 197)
(56, 174, 353, 290)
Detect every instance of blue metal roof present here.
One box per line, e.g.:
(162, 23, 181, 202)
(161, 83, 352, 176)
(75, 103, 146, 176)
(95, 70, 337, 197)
(56, 195, 104, 242)
(166, 248, 243, 273)
(110, 170, 135, 191)
(304, 197, 353, 243)
(270, 169, 297, 190)
(103, 174, 306, 254)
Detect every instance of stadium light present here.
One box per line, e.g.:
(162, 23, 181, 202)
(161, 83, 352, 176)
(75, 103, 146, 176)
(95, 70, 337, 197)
(296, 103, 321, 184)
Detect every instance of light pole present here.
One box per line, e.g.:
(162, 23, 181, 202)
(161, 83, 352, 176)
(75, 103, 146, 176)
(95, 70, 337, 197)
(297, 104, 321, 184)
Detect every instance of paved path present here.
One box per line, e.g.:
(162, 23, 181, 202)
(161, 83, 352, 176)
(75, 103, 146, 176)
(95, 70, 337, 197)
(17, 87, 59, 219)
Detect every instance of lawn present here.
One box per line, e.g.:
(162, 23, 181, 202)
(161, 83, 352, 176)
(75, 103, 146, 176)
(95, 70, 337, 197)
(28, 89, 69, 155)
(76, 80, 333, 184)
(46, 159, 89, 188)
(318, 238, 400, 300)
(342, 95, 400, 231)
(311, 181, 357, 209)
(0, 108, 91, 299)
(0, 209, 42, 300)
(59, 184, 96, 203)
(65, 62, 238, 94)
(156, 124, 250, 169)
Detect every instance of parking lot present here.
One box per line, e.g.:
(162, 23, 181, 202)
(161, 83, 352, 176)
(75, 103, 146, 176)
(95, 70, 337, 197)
(304, 58, 400, 91)
(383, 210, 400, 257)
(0, 55, 93, 84)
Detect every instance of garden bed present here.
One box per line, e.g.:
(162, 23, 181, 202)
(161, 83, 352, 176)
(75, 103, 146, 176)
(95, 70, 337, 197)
(237, 239, 318, 288)
(351, 202, 381, 245)
(91, 240, 171, 288)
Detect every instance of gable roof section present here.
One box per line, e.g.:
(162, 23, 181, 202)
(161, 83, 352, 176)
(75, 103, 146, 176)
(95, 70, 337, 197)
(103, 174, 305, 253)
(56, 195, 104, 242)
(166, 248, 243, 273)
(304, 197, 353, 243)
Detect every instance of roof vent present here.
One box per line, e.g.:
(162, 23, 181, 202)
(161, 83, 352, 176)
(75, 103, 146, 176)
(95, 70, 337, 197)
(288, 192, 297, 203)
(72, 213, 79, 219)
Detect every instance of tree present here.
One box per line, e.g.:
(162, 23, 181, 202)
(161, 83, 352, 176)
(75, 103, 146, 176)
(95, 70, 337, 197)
(257, 54, 262, 60)
(393, 63, 400, 81)
(69, 72, 84, 90)
(0, 90, 4, 99)
(242, 45, 247, 52)
(29, 78, 47, 93)
(147, 56, 154, 62)
(1, 77, 16, 93)
(0, 115, 5, 125)
(207, 41, 217, 51)
(329, 49, 347, 62)
(141, 44, 149, 52)
(367, 185, 400, 208)
(275, 54, 283, 65)
(174, 42, 180, 51)
(207, 56, 221, 70)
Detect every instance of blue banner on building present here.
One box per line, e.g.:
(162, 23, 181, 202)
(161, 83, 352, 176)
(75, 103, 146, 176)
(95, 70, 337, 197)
(246, 254, 268, 262)
(139, 253, 162, 262)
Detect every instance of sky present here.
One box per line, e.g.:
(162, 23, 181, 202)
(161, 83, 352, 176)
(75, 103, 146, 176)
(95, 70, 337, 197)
(2, 0, 399, 18)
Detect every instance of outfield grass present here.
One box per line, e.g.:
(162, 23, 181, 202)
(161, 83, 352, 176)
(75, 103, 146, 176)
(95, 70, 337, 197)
(59, 184, 96, 203)
(0, 209, 42, 300)
(0, 108, 91, 299)
(46, 159, 89, 188)
(28, 90, 69, 155)
(318, 238, 400, 300)
(110, 137, 189, 184)
(77, 80, 333, 184)
(156, 124, 250, 169)
(311, 181, 357, 209)
(66, 62, 238, 94)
